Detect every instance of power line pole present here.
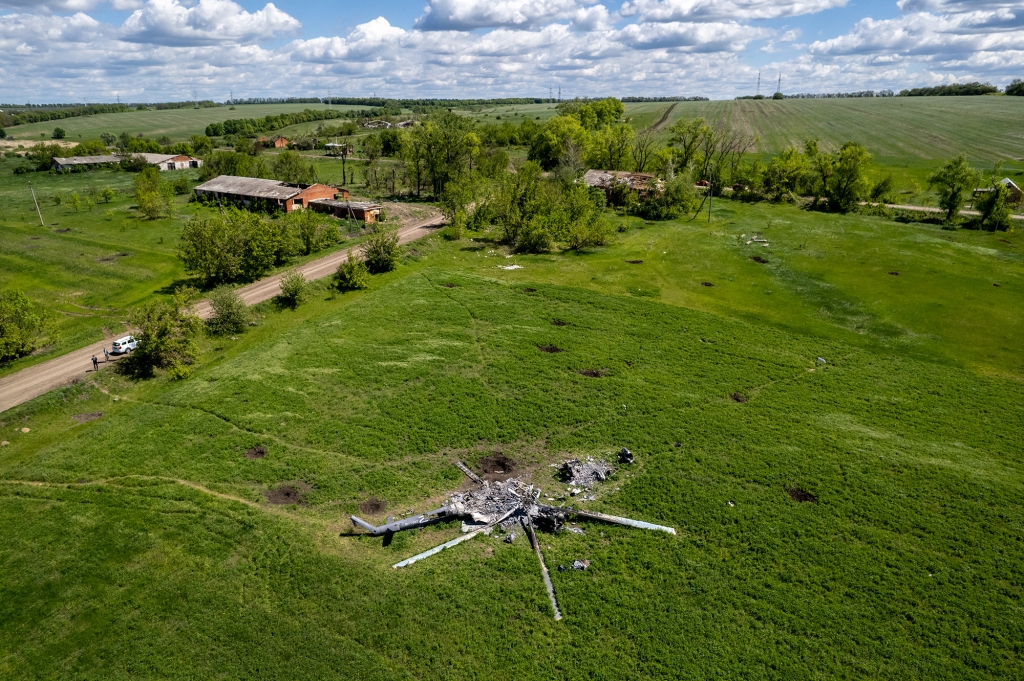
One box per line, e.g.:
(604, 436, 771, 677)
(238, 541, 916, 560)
(29, 182, 44, 227)
(756, 72, 761, 96)
(707, 165, 714, 223)
(777, 73, 782, 94)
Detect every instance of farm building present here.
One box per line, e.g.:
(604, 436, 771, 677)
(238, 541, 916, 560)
(258, 136, 290, 149)
(51, 153, 202, 172)
(309, 199, 382, 223)
(973, 178, 1024, 205)
(193, 175, 340, 213)
(583, 169, 663, 199)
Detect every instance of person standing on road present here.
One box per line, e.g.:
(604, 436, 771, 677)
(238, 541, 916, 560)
(103, 348, 109, 362)
(91, 356, 99, 372)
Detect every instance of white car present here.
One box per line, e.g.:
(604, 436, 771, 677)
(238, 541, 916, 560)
(110, 335, 138, 355)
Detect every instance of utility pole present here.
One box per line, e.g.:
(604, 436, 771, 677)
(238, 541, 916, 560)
(707, 165, 713, 223)
(230, 89, 234, 105)
(777, 73, 782, 94)
(29, 182, 44, 227)
(756, 72, 761, 97)
(327, 88, 332, 109)
(558, 86, 561, 102)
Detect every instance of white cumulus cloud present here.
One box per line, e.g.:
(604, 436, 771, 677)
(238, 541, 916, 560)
(120, 0, 301, 46)
(620, 0, 848, 22)
(415, 0, 600, 31)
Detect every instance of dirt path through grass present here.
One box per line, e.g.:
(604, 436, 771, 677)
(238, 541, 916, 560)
(0, 212, 445, 414)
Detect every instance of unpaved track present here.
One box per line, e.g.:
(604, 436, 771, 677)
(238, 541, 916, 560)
(0, 214, 445, 414)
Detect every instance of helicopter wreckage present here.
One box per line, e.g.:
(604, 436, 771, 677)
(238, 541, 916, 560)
(348, 450, 675, 620)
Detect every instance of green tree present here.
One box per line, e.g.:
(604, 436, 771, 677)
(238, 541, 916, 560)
(361, 224, 401, 274)
(763, 147, 809, 201)
(335, 250, 370, 291)
(178, 214, 244, 283)
(134, 167, 169, 219)
(288, 208, 338, 256)
(273, 151, 316, 184)
(206, 286, 249, 335)
(928, 154, 981, 223)
(0, 290, 51, 363)
(100, 132, 117, 146)
(806, 141, 873, 213)
(1006, 79, 1024, 96)
(120, 287, 202, 379)
(631, 130, 660, 174)
(976, 183, 1014, 231)
(189, 135, 213, 156)
(529, 115, 588, 170)
(68, 192, 82, 212)
(587, 124, 635, 171)
(871, 175, 896, 203)
(667, 117, 708, 172)
(492, 162, 543, 245)
(0, 128, 6, 140)
(412, 111, 477, 195)
(638, 173, 697, 220)
(52, 127, 66, 139)
(99, 187, 116, 203)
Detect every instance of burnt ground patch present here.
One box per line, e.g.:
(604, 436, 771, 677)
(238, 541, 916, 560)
(889, 271, 900, 276)
(479, 454, 518, 480)
(751, 256, 769, 264)
(626, 260, 643, 265)
(578, 369, 607, 378)
(442, 283, 458, 288)
(245, 446, 267, 459)
(788, 487, 819, 504)
(731, 393, 748, 403)
(73, 412, 103, 424)
(523, 288, 537, 293)
(551, 319, 569, 327)
(265, 482, 311, 505)
(359, 497, 386, 514)
(702, 282, 715, 287)
(538, 345, 563, 353)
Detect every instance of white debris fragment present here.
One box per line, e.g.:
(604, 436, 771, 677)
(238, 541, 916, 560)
(498, 264, 523, 270)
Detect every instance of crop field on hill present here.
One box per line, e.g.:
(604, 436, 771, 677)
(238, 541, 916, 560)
(3, 104, 371, 144)
(2, 198, 1022, 679)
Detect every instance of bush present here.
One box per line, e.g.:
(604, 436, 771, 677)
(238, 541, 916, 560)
(99, 187, 116, 203)
(206, 286, 249, 335)
(52, 127, 66, 139)
(0, 290, 51, 363)
(1008, 79, 1024, 97)
(288, 209, 338, 256)
(178, 209, 291, 284)
(517, 218, 553, 253)
(335, 250, 371, 291)
(361, 224, 400, 273)
(871, 175, 896, 203)
(119, 287, 202, 378)
(278, 270, 308, 308)
(566, 216, 610, 250)
(638, 174, 696, 220)
(172, 176, 191, 195)
(0, 128, 6, 139)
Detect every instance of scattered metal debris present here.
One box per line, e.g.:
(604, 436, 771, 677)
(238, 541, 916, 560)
(618, 448, 634, 464)
(572, 559, 591, 571)
(817, 357, 827, 364)
(559, 458, 614, 487)
(567, 526, 585, 535)
(348, 462, 676, 620)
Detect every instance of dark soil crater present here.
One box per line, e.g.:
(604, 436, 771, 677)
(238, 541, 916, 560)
(578, 369, 607, 378)
(265, 482, 311, 505)
(538, 345, 563, 353)
(359, 497, 386, 514)
(788, 487, 818, 504)
(245, 446, 267, 459)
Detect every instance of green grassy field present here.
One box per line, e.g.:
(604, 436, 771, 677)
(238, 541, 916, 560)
(2, 197, 1023, 679)
(3, 104, 371, 144)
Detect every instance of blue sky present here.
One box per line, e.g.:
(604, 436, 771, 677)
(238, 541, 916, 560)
(1, 1, 1022, 102)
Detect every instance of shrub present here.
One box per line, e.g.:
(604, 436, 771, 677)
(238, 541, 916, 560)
(172, 176, 191, 196)
(278, 270, 308, 308)
(361, 224, 401, 274)
(871, 175, 896, 203)
(565, 216, 610, 250)
(99, 187, 116, 203)
(638, 174, 696, 220)
(178, 209, 291, 284)
(1007, 80, 1024, 97)
(52, 127, 66, 139)
(288, 209, 338, 256)
(206, 286, 249, 335)
(517, 218, 553, 253)
(335, 250, 371, 291)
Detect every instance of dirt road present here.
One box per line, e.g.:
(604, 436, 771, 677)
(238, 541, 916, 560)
(0, 214, 445, 414)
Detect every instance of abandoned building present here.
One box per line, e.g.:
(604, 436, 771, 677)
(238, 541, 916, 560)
(257, 136, 290, 149)
(973, 178, 1024, 206)
(309, 198, 382, 223)
(583, 169, 663, 199)
(51, 153, 203, 172)
(193, 175, 340, 212)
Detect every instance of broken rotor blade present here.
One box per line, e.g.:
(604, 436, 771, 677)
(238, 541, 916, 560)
(569, 509, 677, 535)
(454, 461, 483, 485)
(391, 508, 518, 569)
(527, 518, 562, 621)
